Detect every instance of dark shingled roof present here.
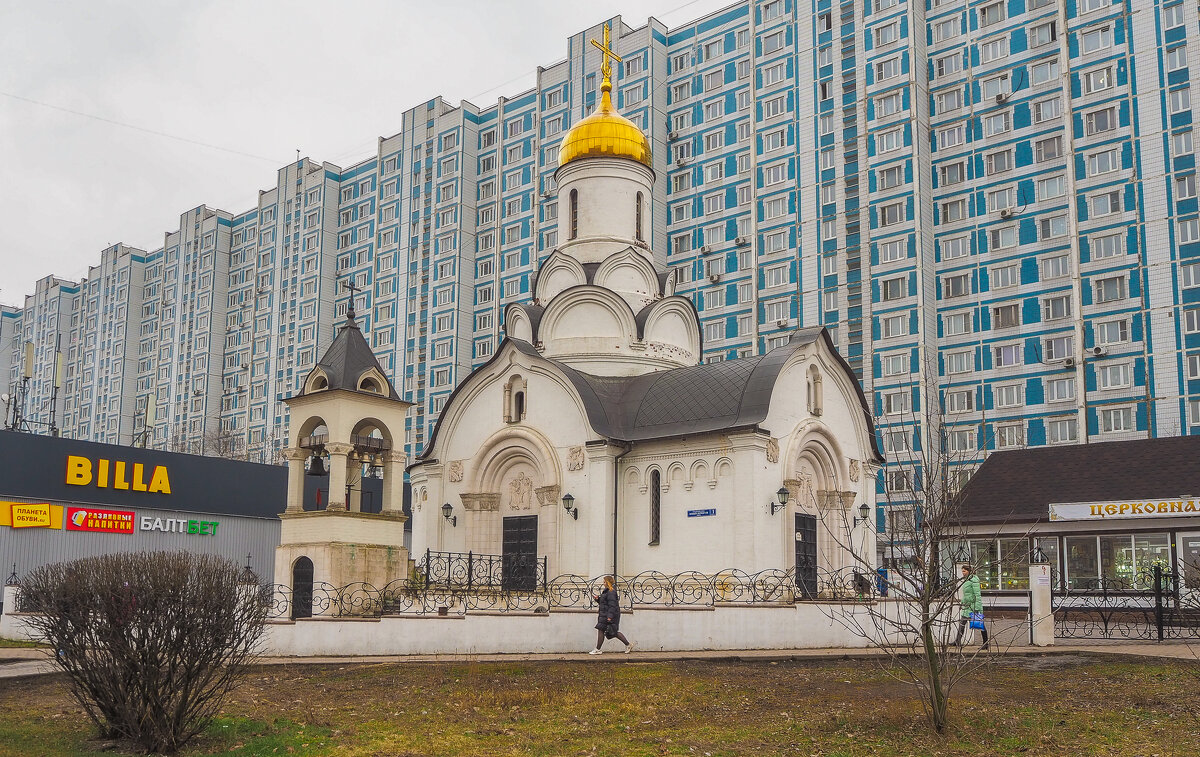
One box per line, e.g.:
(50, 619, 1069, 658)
(418, 326, 882, 460)
(306, 311, 401, 400)
(957, 435, 1200, 524)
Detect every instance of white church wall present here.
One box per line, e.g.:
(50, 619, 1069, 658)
(554, 157, 654, 265)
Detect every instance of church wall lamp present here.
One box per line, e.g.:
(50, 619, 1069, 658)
(769, 486, 790, 515)
(441, 502, 457, 527)
(852, 502, 872, 527)
(562, 492, 578, 520)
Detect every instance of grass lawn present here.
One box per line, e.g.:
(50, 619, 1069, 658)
(0, 654, 1196, 756)
(0, 638, 45, 649)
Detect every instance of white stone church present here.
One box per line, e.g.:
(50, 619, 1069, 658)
(407, 54, 882, 586)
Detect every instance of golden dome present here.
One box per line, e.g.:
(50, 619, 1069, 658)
(558, 87, 652, 169)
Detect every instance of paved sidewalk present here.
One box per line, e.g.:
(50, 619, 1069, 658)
(2, 640, 1196, 680)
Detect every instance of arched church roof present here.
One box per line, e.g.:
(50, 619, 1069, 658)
(417, 327, 881, 461)
(300, 310, 401, 400)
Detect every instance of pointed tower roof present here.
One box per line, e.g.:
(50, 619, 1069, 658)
(295, 308, 401, 400)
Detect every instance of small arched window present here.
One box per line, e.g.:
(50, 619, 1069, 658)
(569, 189, 579, 240)
(504, 375, 528, 423)
(649, 470, 661, 546)
(514, 391, 526, 419)
(359, 377, 381, 394)
(635, 191, 644, 241)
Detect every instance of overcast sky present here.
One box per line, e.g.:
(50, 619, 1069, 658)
(0, 0, 736, 307)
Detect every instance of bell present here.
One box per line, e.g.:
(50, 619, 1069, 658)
(306, 454, 327, 476)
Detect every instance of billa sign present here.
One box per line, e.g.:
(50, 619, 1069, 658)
(1049, 498, 1200, 522)
(65, 455, 171, 494)
(66, 506, 135, 534)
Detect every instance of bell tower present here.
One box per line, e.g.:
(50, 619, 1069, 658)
(274, 305, 414, 604)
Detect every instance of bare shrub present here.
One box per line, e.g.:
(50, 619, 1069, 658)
(18, 551, 266, 753)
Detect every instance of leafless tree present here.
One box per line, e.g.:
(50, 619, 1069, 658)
(816, 356, 1028, 733)
(17, 551, 266, 754)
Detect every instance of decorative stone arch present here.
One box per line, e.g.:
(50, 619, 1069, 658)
(690, 459, 710, 484)
(665, 461, 686, 492)
(304, 368, 330, 394)
(639, 296, 701, 357)
(534, 251, 588, 303)
(291, 414, 329, 448)
(467, 426, 562, 496)
(356, 367, 389, 395)
(714, 457, 733, 479)
(538, 285, 639, 347)
(593, 247, 659, 300)
(784, 421, 849, 504)
(641, 463, 662, 494)
(505, 305, 535, 343)
(350, 416, 394, 444)
(623, 466, 642, 489)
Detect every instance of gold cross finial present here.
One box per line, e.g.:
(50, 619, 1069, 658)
(589, 22, 622, 100)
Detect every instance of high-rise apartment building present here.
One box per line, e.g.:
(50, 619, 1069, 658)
(4, 2, 1200, 551)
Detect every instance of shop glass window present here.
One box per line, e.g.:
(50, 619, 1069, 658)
(969, 540, 999, 590)
(1065, 536, 1100, 589)
(998, 538, 1030, 590)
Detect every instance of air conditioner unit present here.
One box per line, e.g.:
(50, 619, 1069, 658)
(995, 92, 1009, 104)
(541, 191, 552, 198)
(776, 319, 788, 327)
(999, 208, 1014, 219)
(734, 236, 749, 247)
(1091, 345, 1108, 357)
(675, 159, 688, 167)
(667, 131, 679, 141)
(240, 363, 249, 370)
(708, 273, 722, 283)
(699, 245, 710, 254)
(1063, 357, 1076, 368)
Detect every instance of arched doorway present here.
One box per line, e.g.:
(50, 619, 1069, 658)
(291, 556, 314, 619)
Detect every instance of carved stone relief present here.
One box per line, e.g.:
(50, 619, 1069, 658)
(766, 437, 780, 464)
(535, 484, 561, 508)
(567, 446, 585, 471)
(508, 471, 534, 511)
(460, 493, 500, 511)
(447, 460, 464, 482)
(848, 459, 860, 482)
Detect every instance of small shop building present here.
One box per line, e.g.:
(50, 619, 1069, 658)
(0, 429, 390, 590)
(955, 435, 1200, 602)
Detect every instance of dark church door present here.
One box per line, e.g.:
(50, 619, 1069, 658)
(794, 513, 818, 599)
(291, 556, 314, 619)
(502, 515, 538, 591)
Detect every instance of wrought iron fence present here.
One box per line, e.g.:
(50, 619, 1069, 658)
(261, 564, 881, 620)
(419, 550, 548, 592)
(1052, 566, 1200, 641)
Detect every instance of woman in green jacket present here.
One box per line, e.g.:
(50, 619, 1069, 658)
(954, 564, 988, 649)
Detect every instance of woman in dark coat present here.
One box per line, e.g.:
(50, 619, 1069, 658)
(590, 575, 634, 654)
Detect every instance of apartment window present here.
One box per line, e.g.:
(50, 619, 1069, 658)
(1048, 416, 1078, 444)
(1092, 232, 1124, 259)
(992, 264, 1019, 289)
(945, 311, 972, 335)
(762, 61, 786, 87)
(979, 2, 1006, 26)
(982, 74, 1010, 101)
(1081, 27, 1112, 55)
(1100, 406, 1133, 433)
(1180, 218, 1200, 243)
(885, 430, 910, 454)
(1040, 214, 1068, 240)
(981, 37, 1009, 63)
(948, 429, 976, 453)
(765, 264, 788, 287)
(1182, 261, 1200, 288)
(763, 196, 788, 220)
(884, 391, 910, 415)
(1031, 59, 1061, 86)
(704, 321, 724, 342)
(1038, 175, 1066, 201)
(1043, 295, 1072, 321)
(1165, 4, 1185, 28)
(875, 56, 901, 81)
(985, 149, 1011, 175)
(1083, 67, 1114, 95)
(984, 113, 1011, 137)
(1094, 275, 1126, 303)
(1177, 174, 1198, 200)
(876, 92, 902, 117)
(880, 201, 906, 226)
(995, 383, 1023, 408)
(763, 162, 787, 186)
(943, 273, 969, 298)
(477, 286, 493, 304)
(1035, 136, 1063, 162)
(763, 128, 786, 151)
(1086, 107, 1117, 135)
(943, 235, 970, 259)
(1090, 190, 1122, 217)
(881, 276, 907, 301)
(1044, 336, 1073, 362)
(993, 343, 1022, 367)
(1041, 254, 1070, 279)
(883, 353, 909, 376)
(1088, 148, 1119, 176)
(1029, 21, 1057, 48)
(996, 424, 1025, 449)
(988, 187, 1015, 211)
(935, 53, 962, 78)
(876, 22, 899, 47)
(942, 198, 967, 222)
(933, 18, 959, 42)
(1096, 319, 1129, 346)
(1034, 97, 1062, 124)
(939, 124, 965, 148)
(877, 128, 904, 152)
(880, 239, 906, 262)
(937, 89, 963, 113)
(476, 312, 493, 331)
(946, 350, 973, 374)
(818, 12, 832, 32)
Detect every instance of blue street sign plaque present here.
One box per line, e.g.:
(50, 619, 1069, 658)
(687, 508, 716, 518)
